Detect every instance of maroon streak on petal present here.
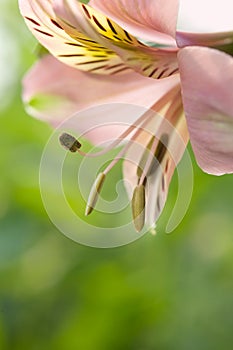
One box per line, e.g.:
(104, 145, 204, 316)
(90, 0, 178, 45)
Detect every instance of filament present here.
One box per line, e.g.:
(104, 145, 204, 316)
(76, 84, 180, 159)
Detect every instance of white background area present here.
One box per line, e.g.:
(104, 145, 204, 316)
(178, 0, 233, 32)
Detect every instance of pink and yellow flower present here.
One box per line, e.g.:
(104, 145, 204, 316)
(19, 0, 233, 231)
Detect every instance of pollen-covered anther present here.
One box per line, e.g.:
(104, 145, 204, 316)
(131, 184, 146, 232)
(59, 133, 82, 152)
(85, 172, 106, 216)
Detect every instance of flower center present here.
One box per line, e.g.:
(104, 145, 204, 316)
(59, 84, 185, 232)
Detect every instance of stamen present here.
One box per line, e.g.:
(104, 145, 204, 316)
(155, 135, 169, 164)
(62, 84, 180, 160)
(148, 134, 168, 176)
(102, 118, 154, 176)
(131, 185, 146, 232)
(59, 133, 82, 152)
(101, 100, 176, 178)
(58, 84, 181, 226)
(85, 172, 106, 216)
(137, 135, 156, 178)
(77, 108, 155, 159)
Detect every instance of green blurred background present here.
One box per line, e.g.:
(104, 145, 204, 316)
(1, 1, 233, 349)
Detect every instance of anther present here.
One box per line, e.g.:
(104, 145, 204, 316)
(138, 133, 169, 187)
(137, 135, 155, 178)
(154, 134, 169, 164)
(131, 184, 146, 232)
(59, 133, 82, 152)
(85, 172, 106, 216)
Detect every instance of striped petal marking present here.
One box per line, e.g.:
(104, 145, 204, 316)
(20, 0, 179, 79)
(79, 3, 179, 79)
(20, 0, 131, 74)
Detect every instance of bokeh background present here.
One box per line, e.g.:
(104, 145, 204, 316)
(0, 1, 233, 349)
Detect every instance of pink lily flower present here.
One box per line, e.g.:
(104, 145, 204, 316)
(19, 0, 233, 232)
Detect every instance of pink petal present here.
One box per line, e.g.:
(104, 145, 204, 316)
(23, 54, 179, 144)
(19, 0, 178, 79)
(176, 30, 233, 48)
(55, 1, 179, 80)
(90, 0, 178, 45)
(108, 44, 179, 80)
(178, 46, 233, 175)
(18, 0, 128, 74)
